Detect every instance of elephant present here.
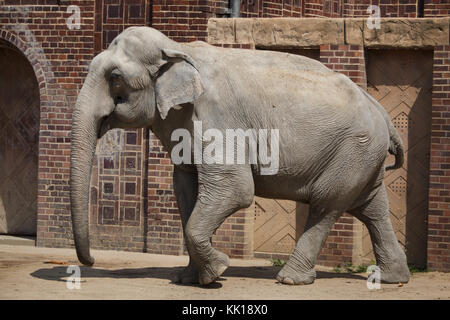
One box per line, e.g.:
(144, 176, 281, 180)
(70, 26, 411, 286)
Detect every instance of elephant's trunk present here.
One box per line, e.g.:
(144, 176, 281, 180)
(70, 67, 113, 266)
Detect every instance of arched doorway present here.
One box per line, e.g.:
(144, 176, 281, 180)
(0, 40, 40, 235)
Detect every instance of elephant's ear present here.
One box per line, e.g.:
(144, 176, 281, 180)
(155, 49, 204, 120)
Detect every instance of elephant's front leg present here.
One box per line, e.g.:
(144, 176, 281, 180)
(172, 166, 199, 284)
(184, 165, 254, 285)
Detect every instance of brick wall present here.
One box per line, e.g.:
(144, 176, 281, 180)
(240, 0, 302, 17)
(152, 0, 227, 42)
(340, 0, 449, 18)
(146, 133, 182, 255)
(1, 1, 449, 271)
(343, 0, 418, 18)
(319, 44, 367, 89)
(88, 128, 148, 252)
(425, 0, 450, 17)
(0, 2, 151, 253)
(0, 1, 95, 247)
(236, 0, 448, 19)
(94, 0, 152, 55)
(427, 46, 450, 271)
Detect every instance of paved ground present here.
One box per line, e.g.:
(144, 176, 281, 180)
(0, 244, 449, 300)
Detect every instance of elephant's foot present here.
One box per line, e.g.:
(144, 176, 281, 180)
(174, 263, 199, 284)
(198, 250, 230, 285)
(379, 260, 411, 284)
(276, 263, 316, 285)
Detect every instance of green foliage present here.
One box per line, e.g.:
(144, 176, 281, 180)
(270, 258, 286, 267)
(408, 264, 428, 274)
(272, 259, 427, 275)
(353, 265, 367, 273)
(333, 266, 342, 273)
(332, 261, 429, 274)
(333, 262, 367, 273)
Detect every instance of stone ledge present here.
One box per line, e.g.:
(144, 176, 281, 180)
(208, 17, 449, 48)
(346, 18, 449, 47)
(208, 18, 345, 47)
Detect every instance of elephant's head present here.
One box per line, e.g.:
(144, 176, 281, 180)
(70, 27, 204, 265)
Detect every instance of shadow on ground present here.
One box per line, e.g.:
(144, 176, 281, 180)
(30, 265, 366, 289)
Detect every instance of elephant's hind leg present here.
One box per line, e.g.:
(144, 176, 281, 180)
(349, 185, 410, 283)
(277, 207, 342, 285)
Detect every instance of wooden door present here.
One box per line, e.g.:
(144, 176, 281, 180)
(253, 197, 308, 258)
(0, 45, 39, 235)
(365, 49, 432, 268)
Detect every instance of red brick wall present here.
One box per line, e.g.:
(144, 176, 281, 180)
(94, 0, 152, 54)
(319, 44, 367, 89)
(240, 0, 302, 17)
(241, 0, 424, 18)
(304, 0, 341, 17)
(88, 127, 148, 252)
(1, 1, 449, 271)
(0, 2, 95, 247)
(146, 133, 183, 255)
(427, 46, 450, 272)
(425, 0, 450, 17)
(0, 2, 151, 252)
(152, 0, 227, 42)
(342, 0, 418, 18)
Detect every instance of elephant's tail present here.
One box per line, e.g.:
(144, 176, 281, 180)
(359, 87, 404, 171)
(386, 124, 404, 171)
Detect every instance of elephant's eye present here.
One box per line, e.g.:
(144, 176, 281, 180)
(115, 96, 125, 105)
(110, 69, 122, 79)
(110, 70, 124, 88)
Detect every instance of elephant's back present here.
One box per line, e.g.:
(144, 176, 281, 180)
(185, 42, 330, 74)
(235, 47, 329, 73)
(190, 43, 378, 132)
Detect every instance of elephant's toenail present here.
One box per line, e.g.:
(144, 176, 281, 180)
(283, 277, 295, 285)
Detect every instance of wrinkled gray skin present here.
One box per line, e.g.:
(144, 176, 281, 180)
(70, 26, 410, 285)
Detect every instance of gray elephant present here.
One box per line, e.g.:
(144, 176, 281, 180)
(70, 26, 410, 285)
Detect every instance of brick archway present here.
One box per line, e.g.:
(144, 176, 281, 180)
(0, 30, 47, 235)
(0, 29, 51, 102)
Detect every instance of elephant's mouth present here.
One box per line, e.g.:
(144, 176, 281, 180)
(97, 115, 111, 138)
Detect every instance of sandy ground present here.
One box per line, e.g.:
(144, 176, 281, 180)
(0, 244, 449, 300)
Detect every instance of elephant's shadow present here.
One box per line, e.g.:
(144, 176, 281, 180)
(30, 265, 366, 288)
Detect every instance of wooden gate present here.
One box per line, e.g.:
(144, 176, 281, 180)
(0, 45, 39, 235)
(253, 197, 308, 258)
(365, 49, 432, 268)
